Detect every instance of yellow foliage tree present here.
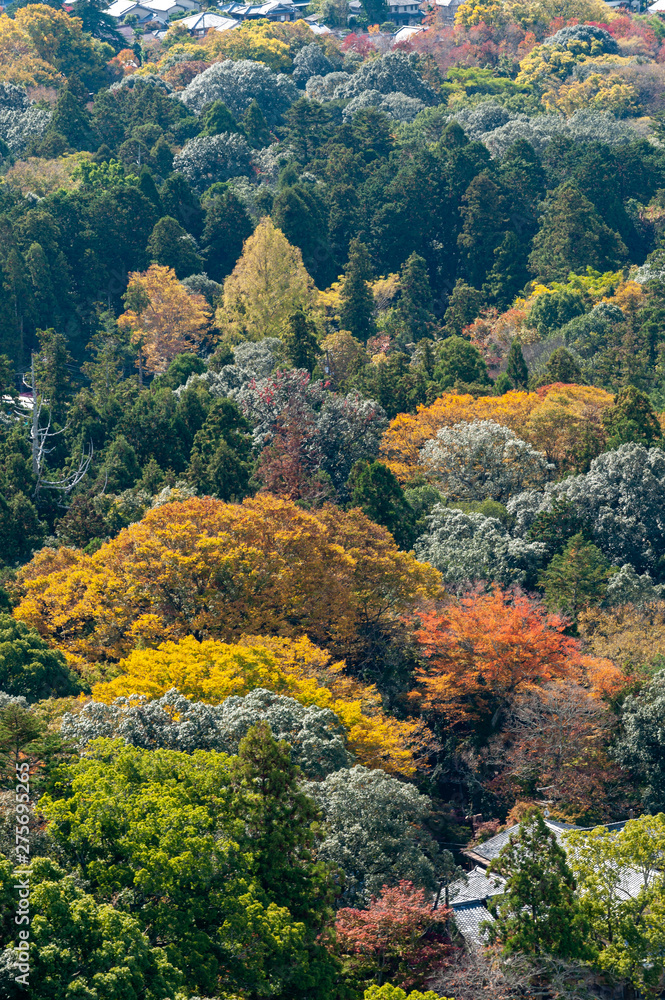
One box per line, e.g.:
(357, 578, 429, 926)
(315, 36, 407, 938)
(543, 71, 640, 117)
(524, 385, 613, 472)
(578, 602, 665, 675)
(0, 7, 113, 88)
(91, 633, 430, 777)
(380, 385, 614, 481)
(14, 494, 441, 664)
(320, 331, 368, 391)
(118, 264, 211, 375)
(202, 20, 292, 72)
(215, 217, 316, 343)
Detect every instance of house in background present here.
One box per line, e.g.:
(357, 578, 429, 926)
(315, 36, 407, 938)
(217, 0, 309, 21)
(385, 0, 424, 24)
(104, 0, 199, 24)
(434, 0, 464, 20)
(177, 9, 240, 33)
(448, 817, 637, 949)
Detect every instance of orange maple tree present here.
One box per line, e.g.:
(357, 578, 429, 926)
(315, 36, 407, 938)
(412, 587, 582, 730)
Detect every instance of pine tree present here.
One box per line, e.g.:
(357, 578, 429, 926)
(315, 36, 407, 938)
(398, 252, 435, 342)
(201, 189, 253, 284)
(602, 385, 663, 449)
(242, 99, 271, 148)
(147, 216, 203, 279)
(283, 309, 319, 374)
(486, 809, 591, 959)
(538, 533, 613, 618)
(348, 460, 416, 550)
(506, 339, 528, 389)
(339, 239, 376, 343)
(46, 88, 97, 151)
(200, 100, 243, 137)
(529, 183, 628, 283)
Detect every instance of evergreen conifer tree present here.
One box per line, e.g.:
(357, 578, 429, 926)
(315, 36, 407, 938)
(283, 309, 319, 373)
(339, 239, 375, 343)
(602, 385, 663, 449)
(506, 339, 528, 389)
(200, 100, 243, 137)
(201, 189, 253, 283)
(538, 533, 613, 617)
(242, 99, 271, 148)
(486, 809, 591, 959)
(398, 252, 435, 342)
(147, 217, 203, 279)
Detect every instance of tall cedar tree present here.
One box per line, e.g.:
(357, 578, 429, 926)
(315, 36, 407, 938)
(339, 239, 376, 343)
(529, 183, 627, 283)
(398, 253, 435, 342)
(486, 809, 591, 959)
(538, 533, 614, 618)
(147, 216, 203, 279)
(506, 339, 529, 389)
(283, 309, 320, 374)
(201, 189, 253, 284)
(348, 460, 416, 550)
(230, 721, 336, 929)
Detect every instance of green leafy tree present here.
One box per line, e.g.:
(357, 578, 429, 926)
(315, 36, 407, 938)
(603, 385, 663, 450)
(348, 460, 416, 550)
(40, 740, 333, 998)
(147, 216, 203, 279)
(187, 397, 253, 499)
(486, 809, 591, 959)
(0, 615, 81, 703)
(15, 857, 184, 1000)
(284, 309, 320, 374)
(506, 339, 528, 389)
(340, 239, 376, 344)
(538, 533, 613, 618)
(566, 815, 665, 996)
(433, 336, 490, 391)
(397, 253, 436, 343)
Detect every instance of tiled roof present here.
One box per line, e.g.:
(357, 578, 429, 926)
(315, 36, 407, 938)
(451, 901, 493, 947)
(450, 865, 504, 904)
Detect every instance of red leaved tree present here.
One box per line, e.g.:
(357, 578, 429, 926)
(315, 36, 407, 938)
(334, 881, 452, 989)
(412, 587, 580, 735)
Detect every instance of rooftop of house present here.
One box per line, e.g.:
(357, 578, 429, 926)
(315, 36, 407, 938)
(179, 9, 239, 28)
(450, 818, 641, 950)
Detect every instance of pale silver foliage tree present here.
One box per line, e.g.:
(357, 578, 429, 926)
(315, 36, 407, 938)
(414, 506, 547, 589)
(305, 765, 440, 905)
(178, 59, 298, 125)
(61, 688, 351, 779)
(420, 420, 553, 503)
(173, 132, 253, 194)
(508, 444, 665, 574)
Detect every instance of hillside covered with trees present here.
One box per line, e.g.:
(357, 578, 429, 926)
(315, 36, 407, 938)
(1, 0, 665, 995)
